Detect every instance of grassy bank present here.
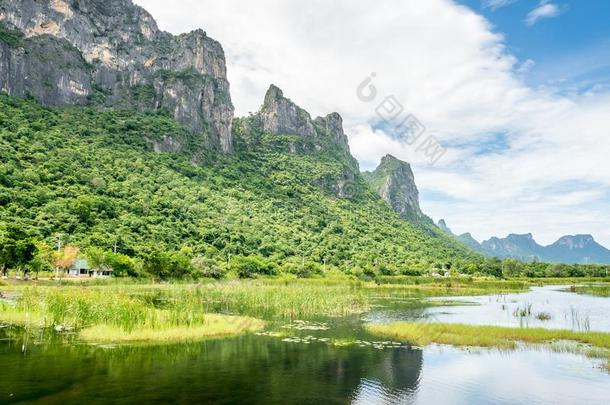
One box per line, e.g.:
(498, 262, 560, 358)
(0, 285, 268, 344)
(79, 314, 265, 344)
(570, 285, 610, 297)
(367, 322, 610, 370)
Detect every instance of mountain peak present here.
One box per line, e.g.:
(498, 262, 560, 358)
(259, 84, 315, 137)
(507, 233, 534, 241)
(263, 84, 285, 106)
(364, 155, 423, 220)
(552, 235, 596, 249)
(438, 219, 453, 234)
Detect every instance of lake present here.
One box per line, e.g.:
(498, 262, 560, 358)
(1, 285, 609, 404)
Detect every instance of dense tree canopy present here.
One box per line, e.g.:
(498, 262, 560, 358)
(0, 94, 607, 279)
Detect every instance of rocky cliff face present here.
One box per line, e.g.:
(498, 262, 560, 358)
(364, 155, 424, 220)
(235, 84, 359, 197)
(437, 219, 452, 234)
(0, 0, 234, 152)
(257, 85, 356, 163)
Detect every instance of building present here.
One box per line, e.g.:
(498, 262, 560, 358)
(67, 258, 113, 278)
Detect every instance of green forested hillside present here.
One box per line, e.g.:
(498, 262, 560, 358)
(0, 94, 480, 277)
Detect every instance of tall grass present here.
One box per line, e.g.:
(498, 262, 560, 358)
(0, 285, 268, 343)
(0, 281, 369, 334)
(571, 285, 610, 297)
(367, 321, 610, 369)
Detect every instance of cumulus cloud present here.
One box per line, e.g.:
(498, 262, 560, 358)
(134, 0, 610, 246)
(526, 1, 563, 26)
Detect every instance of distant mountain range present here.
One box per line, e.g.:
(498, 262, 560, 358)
(438, 220, 610, 265)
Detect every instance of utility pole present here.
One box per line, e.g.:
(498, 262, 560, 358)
(55, 234, 62, 279)
(323, 258, 327, 273)
(113, 239, 118, 254)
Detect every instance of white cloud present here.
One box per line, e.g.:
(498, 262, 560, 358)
(482, 0, 517, 10)
(517, 59, 536, 74)
(134, 0, 610, 247)
(526, 1, 563, 26)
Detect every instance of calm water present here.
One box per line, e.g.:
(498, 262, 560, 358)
(1, 286, 609, 404)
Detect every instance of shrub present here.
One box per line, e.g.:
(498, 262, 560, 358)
(191, 256, 226, 279)
(231, 255, 277, 279)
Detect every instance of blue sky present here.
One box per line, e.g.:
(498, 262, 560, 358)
(458, 0, 610, 91)
(138, 0, 610, 246)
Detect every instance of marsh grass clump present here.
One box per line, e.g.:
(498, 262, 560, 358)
(513, 303, 533, 319)
(0, 285, 266, 343)
(79, 314, 265, 344)
(193, 280, 370, 319)
(366, 322, 610, 364)
(0, 280, 369, 344)
(570, 285, 610, 298)
(536, 312, 552, 321)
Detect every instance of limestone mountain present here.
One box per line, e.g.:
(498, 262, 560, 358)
(437, 219, 610, 265)
(363, 155, 426, 221)
(545, 235, 610, 265)
(0, 0, 482, 275)
(235, 84, 360, 198)
(481, 233, 541, 261)
(0, 0, 234, 153)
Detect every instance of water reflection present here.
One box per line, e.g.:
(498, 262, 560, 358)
(0, 332, 423, 404)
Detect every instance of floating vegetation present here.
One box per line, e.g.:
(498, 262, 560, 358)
(254, 331, 286, 338)
(281, 320, 330, 331)
(275, 334, 406, 350)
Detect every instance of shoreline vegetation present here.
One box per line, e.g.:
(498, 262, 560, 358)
(0, 278, 371, 344)
(1, 277, 610, 347)
(366, 322, 610, 370)
(569, 285, 610, 297)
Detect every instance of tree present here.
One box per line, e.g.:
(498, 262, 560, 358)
(0, 226, 37, 277)
(502, 259, 523, 278)
(143, 249, 192, 280)
(85, 247, 112, 272)
(191, 256, 226, 279)
(29, 241, 53, 279)
(53, 245, 80, 278)
(107, 253, 139, 278)
(230, 255, 277, 279)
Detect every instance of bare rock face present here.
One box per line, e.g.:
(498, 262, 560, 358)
(256, 85, 356, 164)
(364, 155, 424, 220)
(0, 0, 234, 152)
(259, 85, 316, 138)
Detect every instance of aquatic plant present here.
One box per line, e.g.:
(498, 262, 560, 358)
(535, 312, 552, 321)
(513, 303, 533, 319)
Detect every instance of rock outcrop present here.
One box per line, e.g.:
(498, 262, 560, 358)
(364, 155, 424, 220)
(0, 0, 234, 152)
(260, 85, 316, 139)
(235, 84, 360, 197)
(437, 219, 452, 234)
